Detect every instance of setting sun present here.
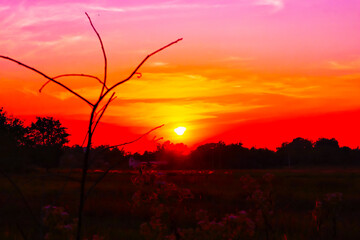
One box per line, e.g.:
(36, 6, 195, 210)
(174, 127, 186, 136)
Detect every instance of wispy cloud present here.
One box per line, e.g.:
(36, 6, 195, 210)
(0, 1, 225, 45)
(0, 5, 10, 11)
(88, 3, 224, 13)
(0, 2, 98, 55)
(217, 56, 255, 62)
(338, 73, 360, 80)
(255, 0, 284, 11)
(328, 60, 360, 70)
(2, 3, 84, 28)
(150, 62, 168, 67)
(32, 35, 85, 47)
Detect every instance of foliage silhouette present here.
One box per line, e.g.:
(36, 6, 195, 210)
(27, 117, 69, 147)
(27, 117, 69, 170)
(0, 108, 28, 170)
(277, 137, 313, 166)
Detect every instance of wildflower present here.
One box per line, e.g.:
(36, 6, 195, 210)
(63, 224, 73, 230)
(263, 173, 275, 182)
(61, 211, 69, 216)
(227, 214, 238, 221)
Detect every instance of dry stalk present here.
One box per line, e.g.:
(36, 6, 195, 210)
(0, 12, 182, 240)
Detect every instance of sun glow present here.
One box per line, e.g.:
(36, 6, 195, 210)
(174, 126, 186, 136)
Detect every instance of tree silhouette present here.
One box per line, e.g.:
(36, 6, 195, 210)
(314, 138, 340, 150)
(0, 108, 28, 170)
(314, 138, 340, 164)
(0, 108, 27, 146)
(277, 137, 313, 166)
(26, 117, 70, 170)
(0, 13, 182, 239)
(27, 117, 69, 147)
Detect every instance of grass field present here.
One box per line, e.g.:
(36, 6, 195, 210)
(1, 168, 359, 239)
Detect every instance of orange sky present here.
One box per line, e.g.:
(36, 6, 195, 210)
(1, 0, 360, 152)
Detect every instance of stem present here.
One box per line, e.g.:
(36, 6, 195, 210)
(85, 124, 164, 199)
(16, 222, 27, 240)
(85, 12, 108, 98)
(76, 108, 95, 240)
(91, 93, 116, 135)
(99, 38, 183, 104)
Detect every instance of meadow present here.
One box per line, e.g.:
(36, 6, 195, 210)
(1, 168, 359, 239)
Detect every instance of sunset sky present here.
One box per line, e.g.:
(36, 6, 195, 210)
(1, 0, 360, 152)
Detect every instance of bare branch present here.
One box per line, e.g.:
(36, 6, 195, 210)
(91, 92, 116, 135)
(80, 95, 115, 148)
(85, 124, 164, 200)
(93, 95, 117, 122)
(154, 137, 164, 142)
(102, 38, 183, 100)
(85, 12, 108, 98)
(148, 38, 183, 57)
(81, 131, 89, 148)
(108, 124, 164, 149)
(81, 93, 116, 147)
(0, 56, 94, 107)
(16, 222, 28, 240)
(39, 74, 108, 93)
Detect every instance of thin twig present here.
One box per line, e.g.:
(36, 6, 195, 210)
(81, 94, 117, 148)
(148, 38, 183, 58)
(0, 56, 93, 107)
(154, 137, 164, 142)
(39, 74, 108, 93)
(100, 38, 183, 102)
(81, 131, 89, 148)
(84, 161, 120, 201)
(108, 124, 164, 149)
(91, 93, 116, 136)
(16, 222, 27, 240)
(77, 109, 95, 240)
(81, 97, 119, 148)
(80, 93, 116, 147)
(85, 12, 108, 98)
(92, 94, 117, 131)
(85, 124, 164, 199)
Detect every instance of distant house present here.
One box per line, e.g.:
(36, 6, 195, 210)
(129, 156, 167, 168)
(129, 156, 143, 168)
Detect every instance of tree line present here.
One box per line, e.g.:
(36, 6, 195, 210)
(133, 138, 360, 169)
(1, 107, 360, 171)
(0, 108, 69, 170)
